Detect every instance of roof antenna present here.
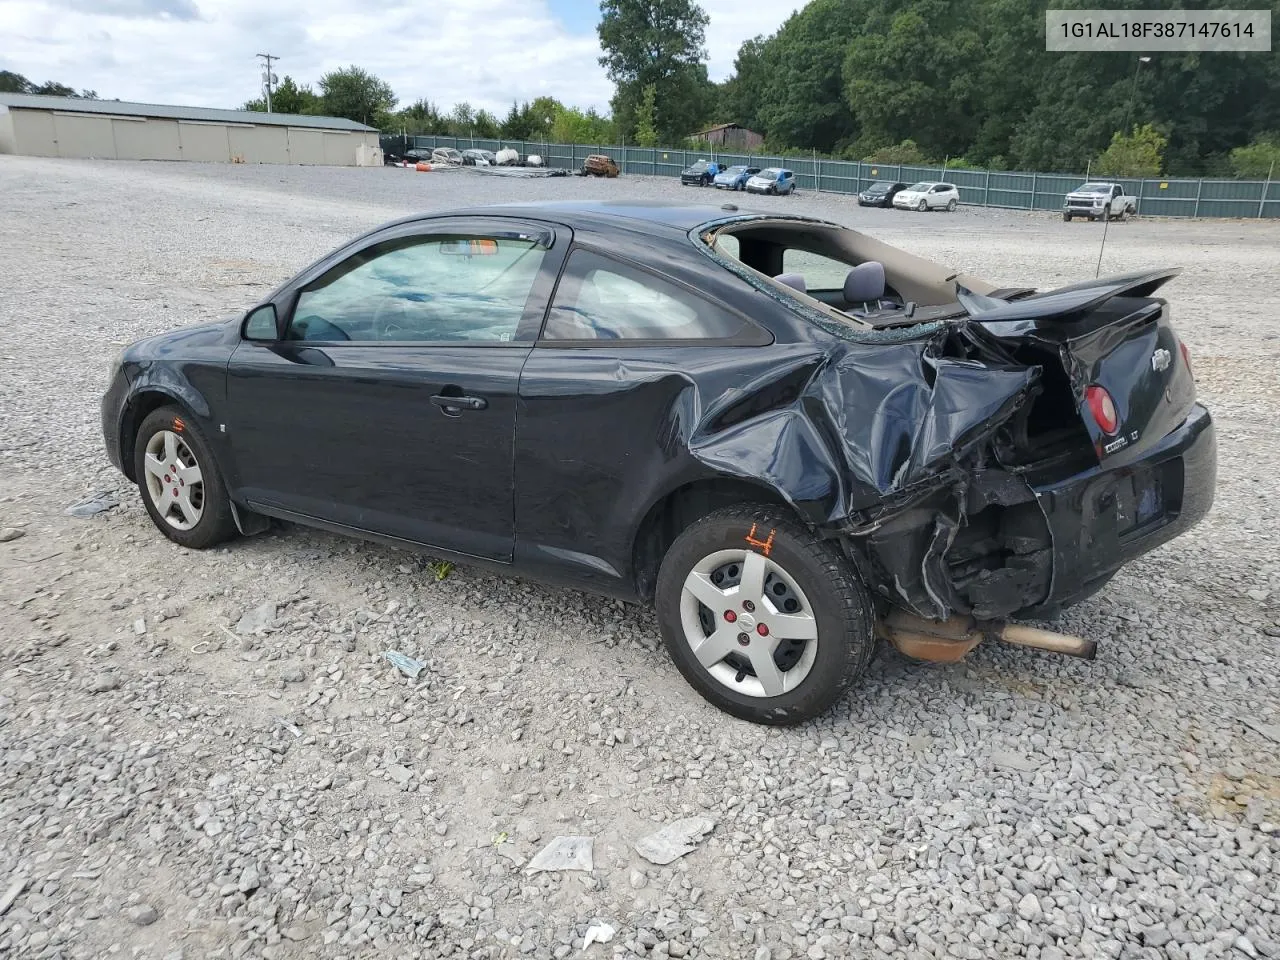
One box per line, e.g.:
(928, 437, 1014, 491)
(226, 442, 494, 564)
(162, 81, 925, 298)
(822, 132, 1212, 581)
(1094, 206, 1113, 279)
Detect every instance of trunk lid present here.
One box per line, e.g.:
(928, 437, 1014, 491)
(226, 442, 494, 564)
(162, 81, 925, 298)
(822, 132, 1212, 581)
(959, 269, 1195, 466)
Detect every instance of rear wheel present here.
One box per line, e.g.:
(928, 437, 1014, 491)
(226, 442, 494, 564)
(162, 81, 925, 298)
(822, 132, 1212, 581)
(655, 504, 875, 725)
(946, 198, 957, 212)
(133, 406, 237, 549)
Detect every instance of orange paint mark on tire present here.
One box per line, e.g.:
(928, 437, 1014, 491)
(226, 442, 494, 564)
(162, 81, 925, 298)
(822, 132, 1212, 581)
(744, 523, 776, 556)
(172, 417, 185, 432)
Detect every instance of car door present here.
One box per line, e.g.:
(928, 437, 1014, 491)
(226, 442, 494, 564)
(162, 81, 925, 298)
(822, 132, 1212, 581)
(224, 218, 566, 561)
(513, 245, 773, 594)
(928, 184, 943, 209)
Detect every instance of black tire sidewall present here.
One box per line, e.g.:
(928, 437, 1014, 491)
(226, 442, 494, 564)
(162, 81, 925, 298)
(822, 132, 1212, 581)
(655, 507, 872, 725)
(133, 406, 236, 549)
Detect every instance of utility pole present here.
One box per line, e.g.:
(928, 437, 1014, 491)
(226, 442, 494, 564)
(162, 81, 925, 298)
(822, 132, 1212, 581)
(256, 53, 278, 112)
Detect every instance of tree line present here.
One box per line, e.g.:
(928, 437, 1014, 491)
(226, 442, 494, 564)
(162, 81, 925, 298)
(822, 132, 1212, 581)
(710, 0, 1280, 177)
(0, 70, 97, 99)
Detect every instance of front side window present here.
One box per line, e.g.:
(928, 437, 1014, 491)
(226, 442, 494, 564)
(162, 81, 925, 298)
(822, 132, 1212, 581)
(542, 250, 749, 341)
(287, 235, 546, 343)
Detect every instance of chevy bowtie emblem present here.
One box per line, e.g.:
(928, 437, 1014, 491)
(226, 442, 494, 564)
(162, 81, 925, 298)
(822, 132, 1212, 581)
(1151, 348, 1171, 372)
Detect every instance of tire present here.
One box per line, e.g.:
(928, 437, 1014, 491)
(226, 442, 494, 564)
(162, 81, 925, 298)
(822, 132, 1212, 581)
(917, 199, 927, 212)
(655, 504, 875, 725)
(1063, 212, 1072, 222)
(133, 405, 238, 549)
(946, 198, 957, 212)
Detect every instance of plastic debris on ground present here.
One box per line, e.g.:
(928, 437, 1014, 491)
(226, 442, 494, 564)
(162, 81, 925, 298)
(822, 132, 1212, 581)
(382, 650, 427, 680)
(525, 836, 593, 873)
(65, 492, 119, 518)
(634, 817, 716, 865)
(583, 922, 615, 949)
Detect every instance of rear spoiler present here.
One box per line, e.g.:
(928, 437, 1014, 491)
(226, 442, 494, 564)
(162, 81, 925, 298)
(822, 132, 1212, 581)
(958, 268, 1181, 323)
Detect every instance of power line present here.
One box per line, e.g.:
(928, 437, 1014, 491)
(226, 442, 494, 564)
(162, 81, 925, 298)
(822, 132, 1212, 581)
(256, 53, 278, 112)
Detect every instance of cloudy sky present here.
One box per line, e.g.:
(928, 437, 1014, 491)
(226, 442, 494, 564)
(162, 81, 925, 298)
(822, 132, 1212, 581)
(1, 0, 799, 114)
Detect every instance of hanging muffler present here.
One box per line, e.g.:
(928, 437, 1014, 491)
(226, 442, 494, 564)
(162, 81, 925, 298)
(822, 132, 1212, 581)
(876, 609, 1097, 662)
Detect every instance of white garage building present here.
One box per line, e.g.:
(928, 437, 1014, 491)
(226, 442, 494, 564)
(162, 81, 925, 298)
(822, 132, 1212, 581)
(0, 94, 380, 165)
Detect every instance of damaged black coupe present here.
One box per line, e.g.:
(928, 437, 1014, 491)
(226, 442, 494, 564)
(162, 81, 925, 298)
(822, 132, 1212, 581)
(101, 201, 1215, 724)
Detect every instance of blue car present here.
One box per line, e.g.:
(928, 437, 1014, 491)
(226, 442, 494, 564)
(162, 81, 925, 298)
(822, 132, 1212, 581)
(745, 167, 796, 195)
(713, 165, 762, 190)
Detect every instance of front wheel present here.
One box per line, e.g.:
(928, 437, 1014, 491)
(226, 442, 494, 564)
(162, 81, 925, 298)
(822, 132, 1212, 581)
(133, 406, 238, 549)
(1063, 212, 1072, 222)
(917, 199, 927, 212)
(655, 504, 875, 725)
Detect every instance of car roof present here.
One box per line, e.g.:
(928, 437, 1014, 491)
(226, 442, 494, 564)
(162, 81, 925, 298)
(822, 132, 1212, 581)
(389, 201, 806, 235)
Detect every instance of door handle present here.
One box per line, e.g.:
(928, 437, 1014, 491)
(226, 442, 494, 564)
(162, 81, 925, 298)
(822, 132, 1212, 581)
(431, 393, 488, 413)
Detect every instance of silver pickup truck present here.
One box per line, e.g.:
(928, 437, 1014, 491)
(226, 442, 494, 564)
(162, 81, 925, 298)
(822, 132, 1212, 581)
(1063, 182, 1138, 222)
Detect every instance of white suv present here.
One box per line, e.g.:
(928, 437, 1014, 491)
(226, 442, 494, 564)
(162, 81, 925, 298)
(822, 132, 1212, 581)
(892, 181, 960, 212)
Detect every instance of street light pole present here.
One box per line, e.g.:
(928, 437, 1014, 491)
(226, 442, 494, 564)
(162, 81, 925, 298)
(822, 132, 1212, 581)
(1121, 56, 1151, 136)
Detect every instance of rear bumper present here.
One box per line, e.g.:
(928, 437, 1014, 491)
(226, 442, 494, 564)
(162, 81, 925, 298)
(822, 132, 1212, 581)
(1022, 402, 1216, 616)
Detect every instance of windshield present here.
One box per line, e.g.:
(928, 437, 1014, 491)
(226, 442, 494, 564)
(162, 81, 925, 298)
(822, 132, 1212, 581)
(1076, 182, 1111, 192)
(723, 166, 747, 175)
(868, 181, 895, 190)
(759, 168, 781, 177)
(688, 161, 709, 172)
(907, 182, 932, 192)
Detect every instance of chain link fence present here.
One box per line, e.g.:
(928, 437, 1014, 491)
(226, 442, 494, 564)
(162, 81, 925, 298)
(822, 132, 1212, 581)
(382, 134, 1280, 220)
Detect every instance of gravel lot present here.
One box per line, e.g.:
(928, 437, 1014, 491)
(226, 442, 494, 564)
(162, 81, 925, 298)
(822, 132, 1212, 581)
(1, 156, 1278, 960)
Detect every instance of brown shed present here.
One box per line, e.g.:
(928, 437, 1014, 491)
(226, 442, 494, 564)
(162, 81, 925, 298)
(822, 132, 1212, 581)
(696, 123, 765, 150)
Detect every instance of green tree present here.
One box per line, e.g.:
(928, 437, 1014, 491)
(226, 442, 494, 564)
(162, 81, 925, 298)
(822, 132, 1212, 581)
(861, 139, 931, 164)
(396, 99, 447, 134)
(1095, 124, 1167, 177)
(598, 0, 711, 142)
(758, 0, 865, 152)
(1229, 134, 1280, 178)
(243, 76, 319, 115)
(1, 70, 97, 98)
(316, 66, 396, 127)
(473, 109, 500, 139)
(633, 84, 659, 146)
(844, 0, 984, 160)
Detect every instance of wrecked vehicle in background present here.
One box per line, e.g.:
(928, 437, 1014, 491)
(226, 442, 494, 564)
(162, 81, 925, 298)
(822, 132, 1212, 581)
(430, 147, 463, 166)
(580, 154, 619, 177)
(100, 202, 1215, 726)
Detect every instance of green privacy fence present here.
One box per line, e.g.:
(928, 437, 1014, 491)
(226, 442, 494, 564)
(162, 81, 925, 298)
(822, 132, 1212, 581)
(383, 134, 1280, 219)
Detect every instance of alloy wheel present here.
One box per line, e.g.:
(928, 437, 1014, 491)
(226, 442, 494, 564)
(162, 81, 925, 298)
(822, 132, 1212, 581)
(143, 429, 205, 530)
(679, 548, 819, 698)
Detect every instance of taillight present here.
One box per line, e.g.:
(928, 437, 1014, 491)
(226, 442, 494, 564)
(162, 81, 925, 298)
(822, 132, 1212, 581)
(1179, 340, 1192, 376)
(1086, 385, 1119, 434)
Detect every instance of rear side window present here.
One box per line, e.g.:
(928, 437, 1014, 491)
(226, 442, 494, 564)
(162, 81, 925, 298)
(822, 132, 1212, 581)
(542, 250, 749, 341)
(782, 248, 850, 290)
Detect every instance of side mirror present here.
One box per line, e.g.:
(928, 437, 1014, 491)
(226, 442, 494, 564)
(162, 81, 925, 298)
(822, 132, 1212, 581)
(242, 303, 278, 341)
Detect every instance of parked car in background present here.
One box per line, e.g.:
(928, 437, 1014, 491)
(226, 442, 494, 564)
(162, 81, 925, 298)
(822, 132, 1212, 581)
(713, 165, 762, 191)
(582, 154, 620, 178)
(461, 149, 495, 166)
(430, 147, 463, 166)
(745, 168, 796, 195)
(858, 181, 908, 207)
(1063, 182, 1138, 221)
(892, 182, 959, 211)
(681, 160, 721, 186)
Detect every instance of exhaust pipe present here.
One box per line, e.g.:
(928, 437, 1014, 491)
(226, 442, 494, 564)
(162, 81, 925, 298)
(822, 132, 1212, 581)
(994, 622, 1096, 660)
(878, 611, 1096, 662)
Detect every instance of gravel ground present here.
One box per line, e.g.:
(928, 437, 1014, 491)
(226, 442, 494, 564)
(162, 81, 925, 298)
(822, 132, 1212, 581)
(1, 156, 1278, 960)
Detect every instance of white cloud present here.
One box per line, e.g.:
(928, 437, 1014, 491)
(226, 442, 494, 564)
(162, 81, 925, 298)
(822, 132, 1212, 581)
(0, 0, 799, 115)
